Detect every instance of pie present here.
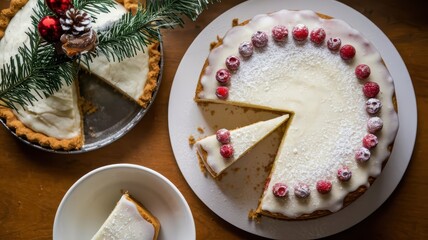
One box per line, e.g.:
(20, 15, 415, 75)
(0, 0, 160, 150)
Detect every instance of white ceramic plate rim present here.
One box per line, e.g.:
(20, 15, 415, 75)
(53, 163, 196, 240)
(168, 0, 417, 239)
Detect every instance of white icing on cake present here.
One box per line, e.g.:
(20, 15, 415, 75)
(196, 114, 288, 176)
(196, 10, 399, 218)
(91, 195, 155, 240)
(89, 3, 150, 102)
(0, 0, 81, 139)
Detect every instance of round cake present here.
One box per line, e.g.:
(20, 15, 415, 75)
(194, 10, 399, 220)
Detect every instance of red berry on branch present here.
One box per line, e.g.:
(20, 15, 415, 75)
(38, 16, 63, 42)
(45, 0, 73, 16)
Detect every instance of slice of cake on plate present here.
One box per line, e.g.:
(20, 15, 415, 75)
(196, 114, 289, 178)
(91, 193, 160, 240)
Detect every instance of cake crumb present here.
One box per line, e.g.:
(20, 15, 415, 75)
(188, 135, 196, 146)
(80, 97, 98, 115)
(210, 110, 215, 116)
(88, 126, 96, 137)
(197, 127, 204, 133)
(232, 167, 240, 173)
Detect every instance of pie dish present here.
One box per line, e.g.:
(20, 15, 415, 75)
(194, 9, 399, 220)
(0, 0, 161, 151)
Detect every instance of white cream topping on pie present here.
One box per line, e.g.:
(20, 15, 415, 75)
(88, 2, 150, 103)
(196, 114, 288, 177)
(0, 0, 81, 140)
(91, 194, 155, 240)
(196, 10, 399, 218)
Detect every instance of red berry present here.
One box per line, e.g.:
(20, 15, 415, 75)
(238, 41, 254, 57)
(272, 183, 289, 198)
(367, 117, 383, 133)
(363, 82, 380, 98)
(340, 44, 356, 60)
(216, 86, 229, 99)
(310, 28, 326, 44)
(251, 31, 268, 48)
(272, 25, 288, 42)
(316, 180, 332, 194)
(225, 56, 240, 71)
(327, 37, 341, 51)
(292, 24, 309, 41)
(220, 144, 234, 158)
(355, 147, 371, 162)
(216, 128, 231, 144)
(337, 166, 352, 181)
(363, 134, 378, 149)
(294, 183, 310, 198)
(355, 64, 371, 80)
(215, 69, 231, 85)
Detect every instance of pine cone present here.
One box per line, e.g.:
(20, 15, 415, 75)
(60, 8, 92, 36)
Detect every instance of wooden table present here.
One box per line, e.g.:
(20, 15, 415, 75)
(0, 0, 427, 239)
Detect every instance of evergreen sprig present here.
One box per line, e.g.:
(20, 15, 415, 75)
(0, 0, 220, 110)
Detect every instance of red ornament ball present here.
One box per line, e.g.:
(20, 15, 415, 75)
(220, 144, 234, 158)
(46, 0, 73, 16)
(38, 16, 63, 43)
(340, 44, 356, 60)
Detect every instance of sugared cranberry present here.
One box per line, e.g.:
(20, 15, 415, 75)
(215, 69, 231, 85)
(367, 117, 383, 133)
(337, 166, 352, 182)
(216, 86, 229, 99)
(316, 180, 332, 194)
(355, 64, 371, 80)
(327, 37, 341, 51)
(363, 134, 378, 149)
(225, 56, 240, 71)
(272, 25, 288, 42)
(216, 128, 230, 144)
(294, 183, 310, 198)
(363, 82, 380, 98)
(310, 28, 326, 44)
(251, 31, 268, 48)
(366, 98, 382, 114)
(272, 183, 289, 198)
(220, 144, 234, 158)
(238, 41, 254, 57)
(292, 24, 309, 41)
(355, 147, 371, 162)
(340, 44, 356, 60)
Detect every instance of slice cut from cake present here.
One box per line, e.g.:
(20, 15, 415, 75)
(196, 114, 289, 178)
(91, 193, 160, 240)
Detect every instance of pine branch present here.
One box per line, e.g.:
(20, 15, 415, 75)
(72, 0, 117, 19)
(83, 0, 220, 64)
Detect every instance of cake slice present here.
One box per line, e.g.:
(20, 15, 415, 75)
(196, 114, 289, 178)
(91, 193, 160, 240)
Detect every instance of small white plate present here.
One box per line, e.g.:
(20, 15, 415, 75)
(53, 164, 195, 240)
(168, 0, 417, 239)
